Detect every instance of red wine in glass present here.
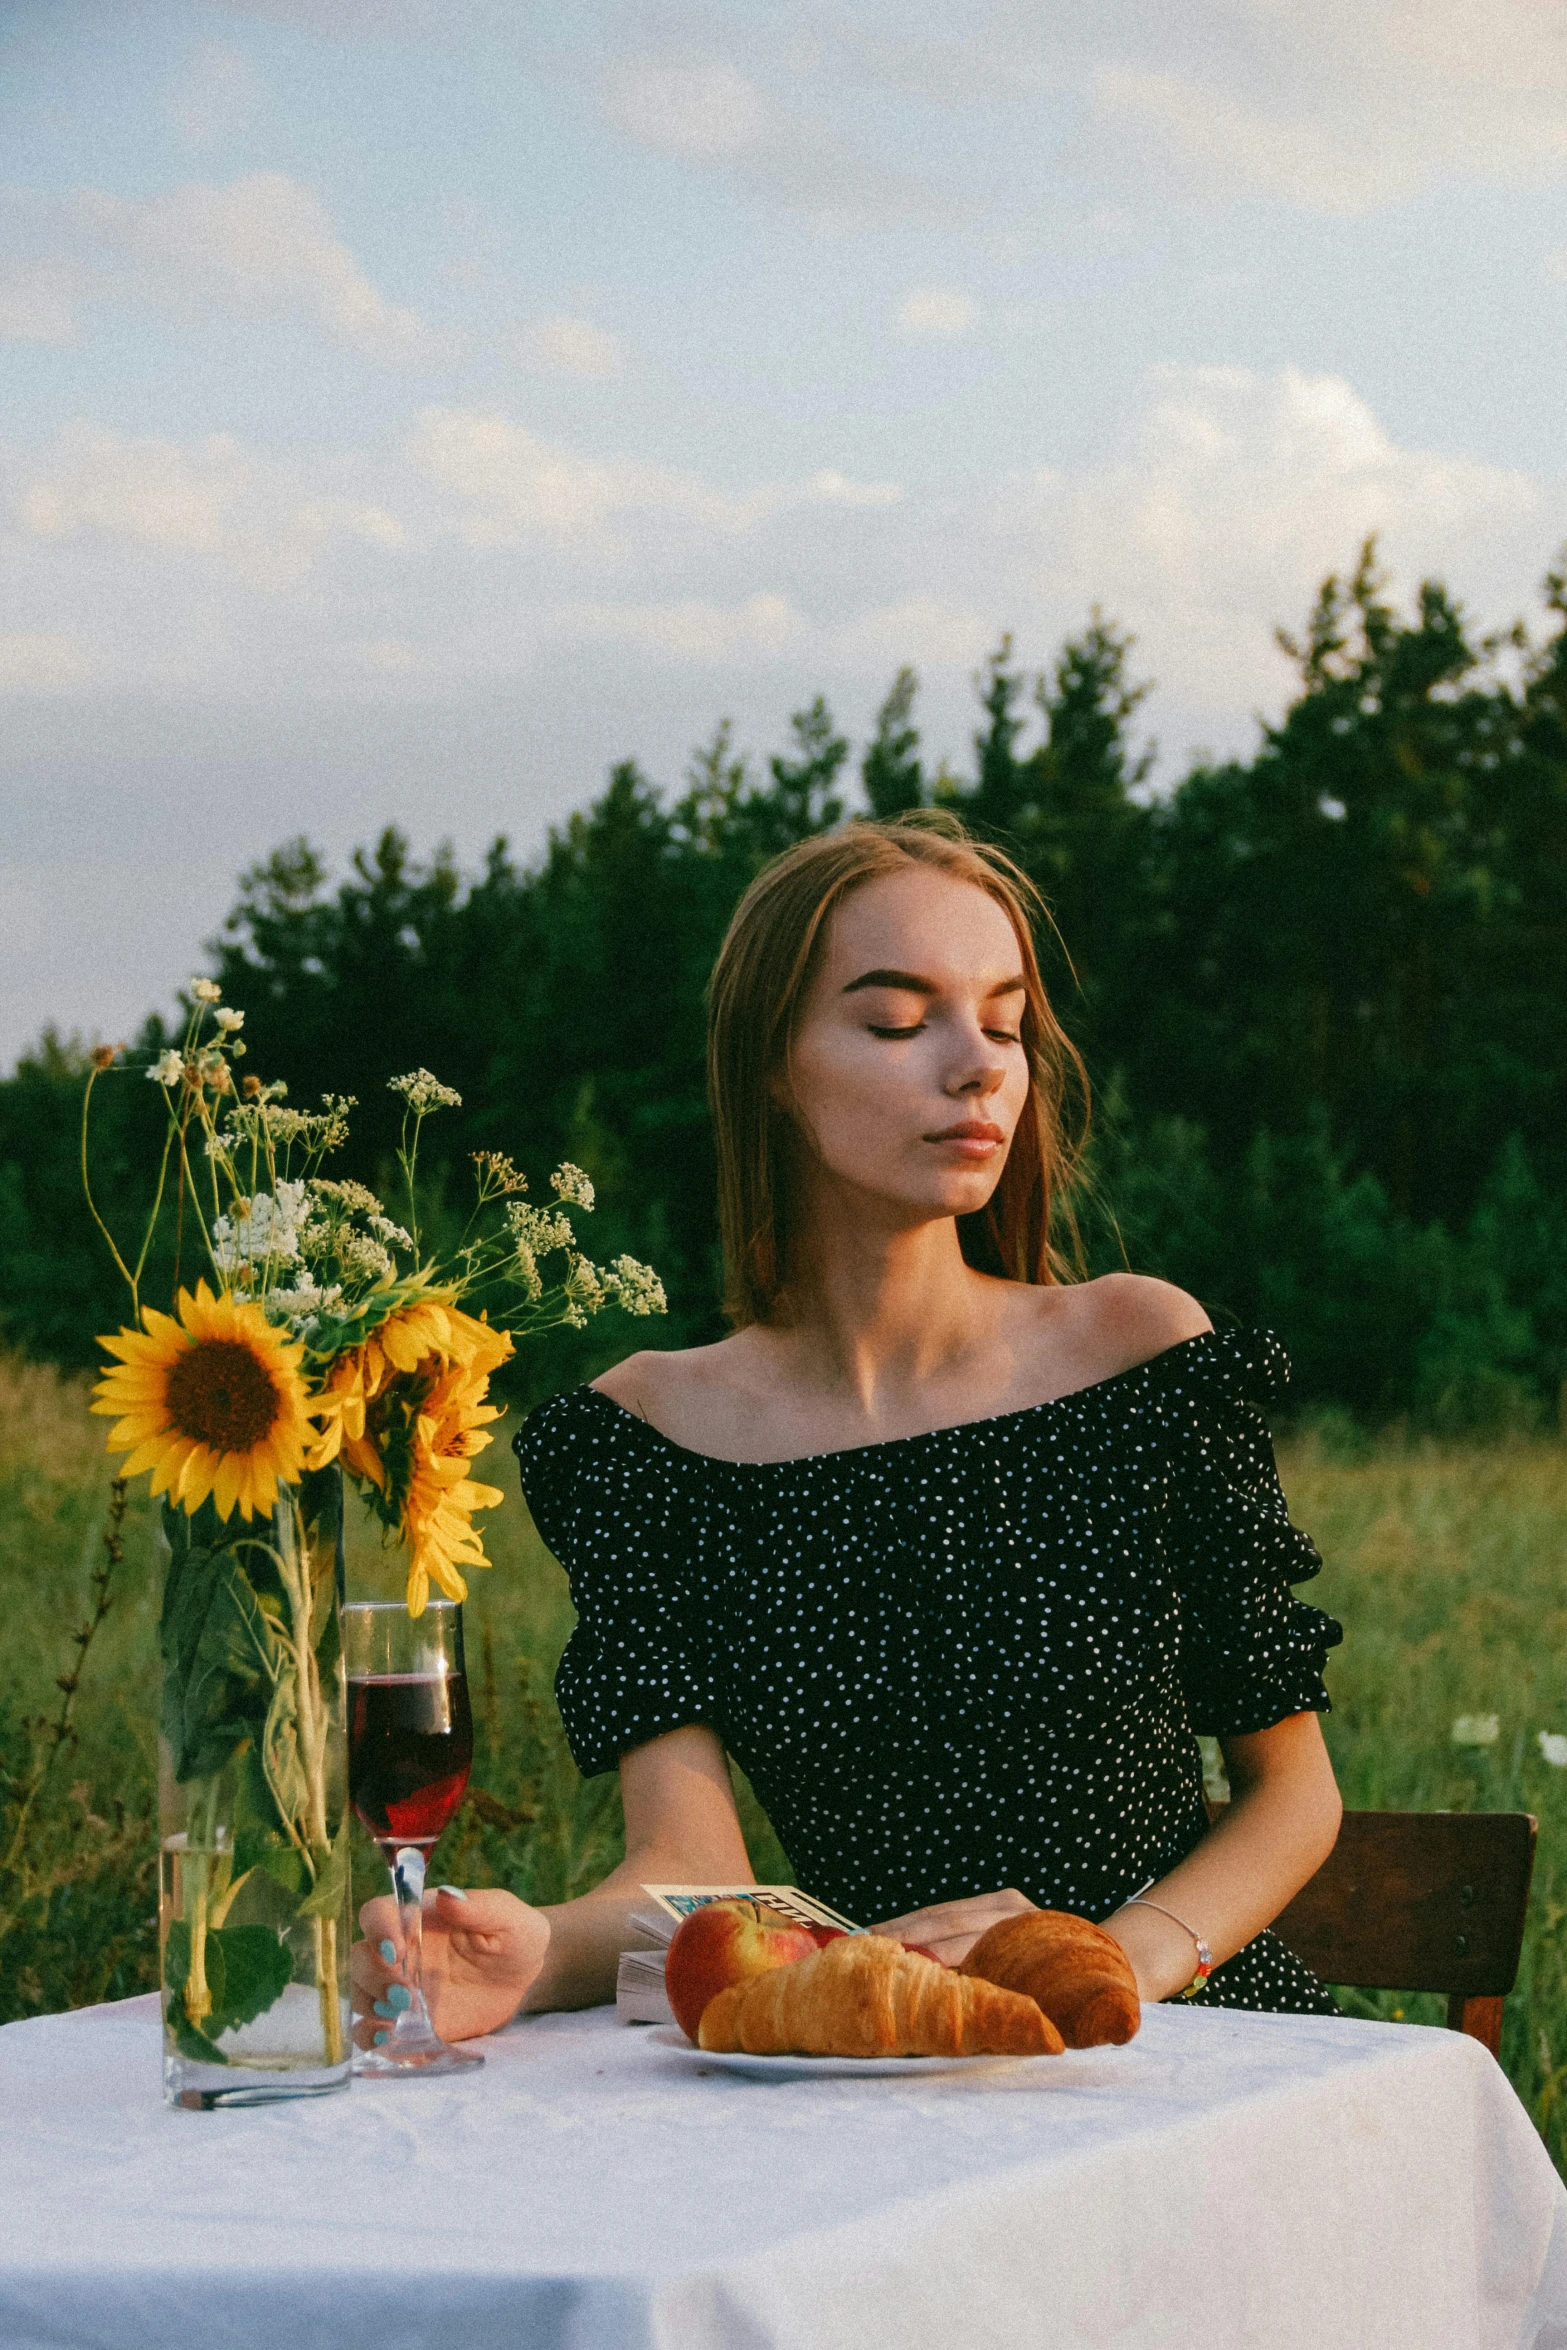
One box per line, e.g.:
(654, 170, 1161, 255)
(348, 1672, 474, 1849)
(341, 1598, 483, 2077)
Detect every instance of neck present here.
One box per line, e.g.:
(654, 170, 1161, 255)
(773, 1180, 991, 1412)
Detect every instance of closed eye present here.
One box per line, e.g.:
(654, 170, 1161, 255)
(867, 1023, 1022, 1043)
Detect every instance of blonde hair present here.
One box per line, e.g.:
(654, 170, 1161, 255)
(707, 811, 1088, 1327)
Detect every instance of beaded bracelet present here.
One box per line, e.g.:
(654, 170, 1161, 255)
(1125, 1895, 1214, 1998)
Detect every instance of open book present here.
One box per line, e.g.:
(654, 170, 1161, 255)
(616, 1884, 861, 2026)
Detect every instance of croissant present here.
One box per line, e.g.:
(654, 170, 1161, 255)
(697, 1931, 1063, 2059)
(960, 1910, 1140, 2047)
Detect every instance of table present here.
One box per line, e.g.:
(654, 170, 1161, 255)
(2, 1994, 1565, 2350)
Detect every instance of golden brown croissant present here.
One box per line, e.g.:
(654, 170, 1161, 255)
(697, 1931, 1063, 2058)
(960, 1910, 1140, 2047)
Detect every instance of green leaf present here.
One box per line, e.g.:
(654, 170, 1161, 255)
(233, 1822, 311, 1902)
(165, 1545, 285, 1784)
(163, 1918, 231, 2062)
(163, 1915, 190, 1997)
(299, 1814, 351, 1920)
(260, 1647, 309, 1835)
(207, 1925, 294, 2036)
(165, 1991, 228, 2067)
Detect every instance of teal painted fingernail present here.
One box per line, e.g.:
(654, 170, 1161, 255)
(379, 1939, 397, 1963)
(373, 1999, 395, 2020)
(373, 2030, 389, 2047)
(437, 1885, 468, 1900)
(387, 1983, 412, 2013)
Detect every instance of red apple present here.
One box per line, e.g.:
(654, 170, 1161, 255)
(664, 1899, 818, 2042)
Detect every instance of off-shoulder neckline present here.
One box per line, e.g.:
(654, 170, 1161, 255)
(533, 1325, 1269, 1472)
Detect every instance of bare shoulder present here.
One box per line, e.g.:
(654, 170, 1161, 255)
(1036, 1271, 1211, 1387)
(590, 1335, 756, 1424)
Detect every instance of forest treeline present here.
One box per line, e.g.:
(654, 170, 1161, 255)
(5, 542, 1567, 1428)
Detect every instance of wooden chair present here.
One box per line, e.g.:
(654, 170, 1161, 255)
(1269, 1809, 1537, 2056)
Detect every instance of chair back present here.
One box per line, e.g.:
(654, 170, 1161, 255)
(1269, 1809, 1536, 2054)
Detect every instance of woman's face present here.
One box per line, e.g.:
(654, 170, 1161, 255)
(782, 864, 1031, 1228)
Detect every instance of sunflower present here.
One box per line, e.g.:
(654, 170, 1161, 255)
(305, 1297, 512, 1490)
(362, 1297, 513, 1385)
(304, 1351, 374, 1483)
(400, 1359, 506, 1616)
(91, 1281, 320, 1522)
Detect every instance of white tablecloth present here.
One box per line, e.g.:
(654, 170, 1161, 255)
(2, 1993, 1565, 2350)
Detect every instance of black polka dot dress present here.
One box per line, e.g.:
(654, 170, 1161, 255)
(513, 1326, 1343, 2014)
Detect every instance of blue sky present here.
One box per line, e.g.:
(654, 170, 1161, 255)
(5, 0, 1567, 1063)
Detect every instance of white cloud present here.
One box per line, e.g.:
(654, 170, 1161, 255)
(815, 0, 1567, 212)
(560, 593, 809, 662)
(406, 408, 902, 547)
(165, 41, 265, 149)
(834, 595, 994, 669)
(602, 55, 770, 164)
(15, 427, 406, 591)
(0, 261, 78, 345)
(0, 174, 435, 360)
(598, 49, 958, 228)
(0, 633, 93, 691)
(350, 638, 421, 673)
(1022, 364, 1540, 708)
(406, 408, 756, 546)
(895, 285, 977, 341)
(519, 314, 626, 378)
(803, 469, 903, 510)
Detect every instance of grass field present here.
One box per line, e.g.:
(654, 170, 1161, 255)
(4, 1352, 1567, 2168)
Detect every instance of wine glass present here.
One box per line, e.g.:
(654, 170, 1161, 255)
(342, 1597, 483, 2077)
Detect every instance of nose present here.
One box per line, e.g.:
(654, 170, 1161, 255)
(946, 1018, 1009, 1100)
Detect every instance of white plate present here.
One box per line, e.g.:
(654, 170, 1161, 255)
(647, 2025, 1053, 2080)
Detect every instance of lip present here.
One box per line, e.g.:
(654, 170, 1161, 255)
(925, 1120, 1005, 1152)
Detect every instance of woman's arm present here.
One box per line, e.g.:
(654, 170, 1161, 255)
(520, 1724, 755, 2012)
(350, 1724, 753, 2043)
(874, 1711, 1341, 1993)
(1100, 1710, 1342, 1999)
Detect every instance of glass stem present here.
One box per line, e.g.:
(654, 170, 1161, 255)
(389, 1843, 432, 2032)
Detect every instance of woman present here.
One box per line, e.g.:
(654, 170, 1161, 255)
(352, 814, 1343, 2041)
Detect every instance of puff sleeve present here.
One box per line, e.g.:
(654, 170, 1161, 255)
(513, 1390, 722, 1778)
(1155, 1330, 1342, 1738)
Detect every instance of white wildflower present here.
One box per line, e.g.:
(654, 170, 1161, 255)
(388, 1069, 462, 1112)
(506, 1200, 573, 1255)
(512, 1241, 542, 1302)
(147, 1049, 185, 1088)
(604, 1255, 667, 1316)
(188, 977, 222, 1004)
(1451, 1714, 1500, 1748)
(310, 1177, 383, 1217)
(267, 1277, 345, 1334)
(369, 1213, 413, 1250)
(211, 1187, 308, 1277)
(564, 1254, 606, 1307)
(1538, 1733, 1567, 1768)
(213, 1007, 244, 1033)
(550, 1162, 595, 1212)
(339, 1232, 394, 1280)
(472, 1149, 527, 1195)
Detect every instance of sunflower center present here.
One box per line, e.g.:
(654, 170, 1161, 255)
(165, 1338, 281, 1453)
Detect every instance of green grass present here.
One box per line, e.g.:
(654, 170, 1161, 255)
(3, 1354, 1566, 2168)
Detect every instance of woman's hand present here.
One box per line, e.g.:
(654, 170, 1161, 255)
(871, 1886, 1037, 1968)
(350, 1887, 551, 2047)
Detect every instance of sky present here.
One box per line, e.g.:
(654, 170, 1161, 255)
(4, 0, 1567, 1066)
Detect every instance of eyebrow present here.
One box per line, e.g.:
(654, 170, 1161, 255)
(841, 967, 1027, 999)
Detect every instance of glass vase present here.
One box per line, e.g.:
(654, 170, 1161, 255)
(158, 1467, 352, 2108)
